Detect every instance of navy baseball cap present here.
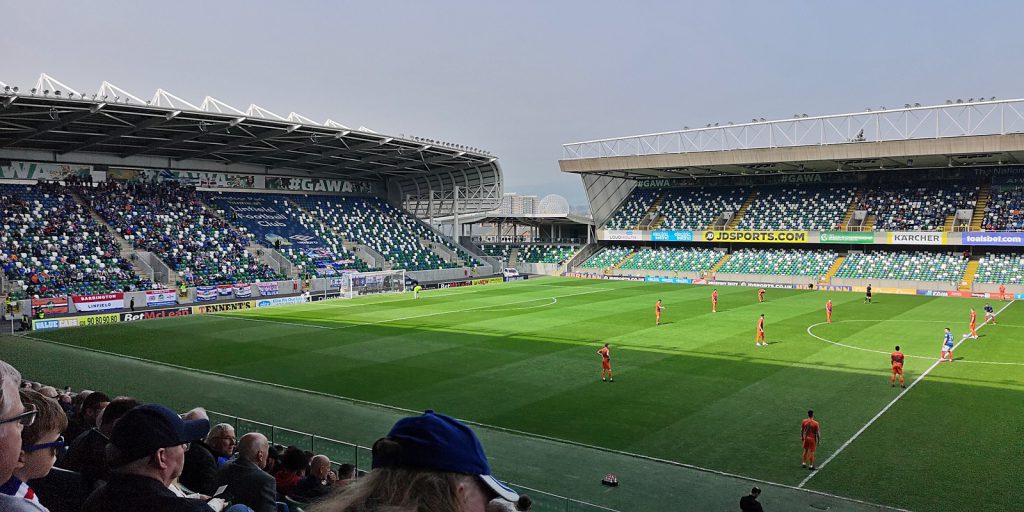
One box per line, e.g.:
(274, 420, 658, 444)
(108, 404, 210, 467)
(373, 410, 519, 502)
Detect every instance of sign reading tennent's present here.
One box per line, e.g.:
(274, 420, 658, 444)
(888, 232, 946, 245)
(700, 231, 808, 243)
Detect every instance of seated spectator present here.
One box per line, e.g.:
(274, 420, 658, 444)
(62, 396, 140, 489)
(334, 463, 355, 488)
(1, 388, 67, 511)
(309, 410, 519, 512)
(82, 404, 211, 512)
(1, 360, 47, 511)
(291, 454, 337, 502)
(273, 446, 309, 499)
(180, 423, 235, 496)
(63, 392, 108, 443)
(216, 433, 277, 512)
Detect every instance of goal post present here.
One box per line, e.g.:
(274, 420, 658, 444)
(338, 270, 407, 299)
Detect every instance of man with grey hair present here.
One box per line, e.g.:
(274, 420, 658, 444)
(216, 433, 276, 512)
(291, 454, 337, 502)
(0, 359, 48, 511)
(181, 423, 235, 495)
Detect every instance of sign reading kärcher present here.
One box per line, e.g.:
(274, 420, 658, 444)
(699, 231, 809, 243)
(888, 232, 946, 245)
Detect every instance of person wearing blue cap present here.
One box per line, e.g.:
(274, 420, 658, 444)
(81, 404, 213, 512)
(310, 410, 518, 512)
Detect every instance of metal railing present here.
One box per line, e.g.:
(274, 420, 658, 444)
(207, 410, 619, 512)
(562, 98, 1024, 160)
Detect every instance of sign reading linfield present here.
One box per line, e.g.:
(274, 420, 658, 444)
(700, 230, 809, 243)
(820, 231, 874, 244)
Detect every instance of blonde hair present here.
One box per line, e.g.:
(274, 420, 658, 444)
(308, 467, 469, 512)
(19, 389, 68, 446)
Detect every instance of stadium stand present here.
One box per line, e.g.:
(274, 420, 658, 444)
(605, 189, 659, 229)
(0, 183, 149, 298)
(716, 248, 837, 277)
(579, 246, 632, 268)
(290, 195, 475, 271)
(480, 244, 578, 263)
(974, 252, 1024, 284)
(619, 246, 721, 272)
(835, 251, 967, 282)
(656, 188, 748, 230)
(736, 186, 856, 230)
(80, 182, 284, 286)
(204, 193, 374, 276)
(861, 182, 979, 231)
(982, 186, 1024, 231)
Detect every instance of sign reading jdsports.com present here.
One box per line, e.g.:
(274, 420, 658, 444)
(700, 230, 809, 243)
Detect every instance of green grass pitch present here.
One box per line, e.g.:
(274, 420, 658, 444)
(10, 277, 1024, 511)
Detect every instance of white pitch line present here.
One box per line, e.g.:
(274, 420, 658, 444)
(208, 313, 334, 329)
(806, 319, 1024, 366)
(478, 297, 558, 311)
(798, 299, 1016, 488)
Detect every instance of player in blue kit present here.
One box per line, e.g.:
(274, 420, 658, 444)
(984, 303, 997, 325)
(940, 327, 955, 362)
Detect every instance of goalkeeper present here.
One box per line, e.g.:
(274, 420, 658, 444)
(413, 284, 423, 299)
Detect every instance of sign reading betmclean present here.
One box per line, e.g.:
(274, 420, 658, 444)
(700, 231, 808, 243)
(266, 176, 375, 194)
(888, 231, 946, 245)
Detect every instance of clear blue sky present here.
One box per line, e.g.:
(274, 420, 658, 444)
(4, 1, 1023, 205)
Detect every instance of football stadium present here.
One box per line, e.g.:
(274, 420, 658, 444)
(2, 14, 1024, 512)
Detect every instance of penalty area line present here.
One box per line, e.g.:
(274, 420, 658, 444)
(798, 299, 1015, 488)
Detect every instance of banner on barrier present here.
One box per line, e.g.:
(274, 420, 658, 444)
(122, 307, 192, 322)
(257, 282, 280, 296)
(820, 231, 874, 244)
(192, 301, 256, 314)
(217, 285, 234, 296)
(888, 232, 945, 245)
(32, 318, 79, 331)
(195, 286, 218, 302)
(145, 289, 177, 307)
(961, 232, 1024, 246)
(255, 296, 305, 308)
(602, 230, 644, 241)
(472, 277, 503, 285)
(71, 293, 124, 312)
(917, 290, 950, 297)
(31, 297, 69, 315)
(650, 230, 694, 242)
(645, 276, 693, 284)
(233, 284, 252, 298)
(699, 230, 809, 243)
(78, 313, 121, 327)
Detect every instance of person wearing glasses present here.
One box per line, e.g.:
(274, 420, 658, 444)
(0, 389, 68, 510)
(0, 359, 48, 512)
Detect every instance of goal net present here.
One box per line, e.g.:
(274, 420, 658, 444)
(337, 270, 407, 299)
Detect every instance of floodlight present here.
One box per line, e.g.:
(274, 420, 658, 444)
(956, 99, 963, 103)
(904, 104, 911, 108)
(11, 87, 17, 93)
(54, 90, 61, 97)
(990, 96, 996, 101)
(760, 118, 765, 122)
(43, 90, 49, 96)
(968, 98, 974, 102)
(30, 88, 37, 95)
(713, 122, 719, 126)
(915, 103, 921, 107)
(3, 86, 9, 92)
(946, 100, 952, 104)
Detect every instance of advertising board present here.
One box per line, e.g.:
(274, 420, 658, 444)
(650, 230, 694, 242)
(31, 297, 69, 315)
(820, 231, 874, 244)
(602, 230, 644, 241)
(71, 293, 125, 312)
(700, 231, 809, 243)
(121, 307, 192, 322)
(192, 301, 257, 314)
(888, 232, 945, 245)
(145, 289, 177, 307)
(961, 232, 1024, 246)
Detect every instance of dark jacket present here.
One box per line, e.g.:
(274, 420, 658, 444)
(216, 457, 276, 512)
(740, 494, 764, 512)
(83, 473, 209, 512)
(291, 474, 332, 502)
(180, 441, 219, 496)
(62, 428, 110, 488)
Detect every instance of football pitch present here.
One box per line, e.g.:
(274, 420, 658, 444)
(5, 277, 1024, 511)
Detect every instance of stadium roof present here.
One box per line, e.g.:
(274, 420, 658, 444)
(560, 98, 1024, 179)
(0, 74, 501, 214)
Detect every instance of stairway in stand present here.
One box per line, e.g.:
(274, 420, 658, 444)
(726, 191, 758, 229)
(960, 259, 980, 291)
(970, 182, 991, 231)
(820, 256, 846, 284)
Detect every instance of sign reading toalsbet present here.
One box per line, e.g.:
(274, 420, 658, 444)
(820, 231, 874, 244)
(888, 232, 946, 245)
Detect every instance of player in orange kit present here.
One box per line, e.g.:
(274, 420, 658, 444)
(758, 288, 766, 303)
(969, 307, 978, 339)
(825, 299, 833, 323)
(999, 284, 1007, 301)
(655, 299, 664, 325)
(756, 314, 766, 346)
(597, 343, 613, 382)
(801, 410, 820, 470)
(712, 289, 719, 313)
(891, 345, 905, 388)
